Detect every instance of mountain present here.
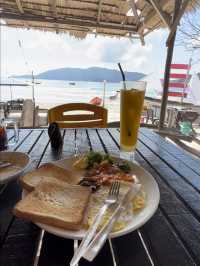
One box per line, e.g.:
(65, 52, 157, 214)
(12, 67, 145, 82)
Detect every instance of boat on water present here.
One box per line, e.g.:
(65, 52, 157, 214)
(69, 82, 76, 85)
(25, 80, 41, 85)
(109, 90, 120, 100)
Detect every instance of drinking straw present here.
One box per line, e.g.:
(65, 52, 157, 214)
(118, 63, 131, 137)
(118, 63, 127, 90)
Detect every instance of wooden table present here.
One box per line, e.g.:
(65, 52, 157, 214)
(1, 128, 200, 266)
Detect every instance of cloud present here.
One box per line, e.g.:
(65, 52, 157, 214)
(120, 42, 152, 71)
(1, 26, 187, 77)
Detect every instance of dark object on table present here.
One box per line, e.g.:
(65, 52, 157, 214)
(48, 122, 63, 150)
(0, 126, 8, 151)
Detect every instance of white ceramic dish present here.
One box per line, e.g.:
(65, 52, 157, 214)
(0, 151, 30, 185)
(35, 156, 160, 239)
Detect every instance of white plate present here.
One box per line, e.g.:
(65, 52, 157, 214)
(36, 156, 160, 239)
(0, 151, 30, 185)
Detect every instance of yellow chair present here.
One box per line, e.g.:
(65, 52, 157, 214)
(48, 103, 108, 128)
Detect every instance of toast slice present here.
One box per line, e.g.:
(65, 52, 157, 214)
(20, 163, 75, 191)
(14, 182, 91, 230)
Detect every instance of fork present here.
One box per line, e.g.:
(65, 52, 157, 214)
(83, 183, 141, 261)
(70, 180, 120, 266)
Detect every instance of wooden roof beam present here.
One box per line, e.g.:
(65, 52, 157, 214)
(148, 0, 171, 29)
(15, 0, 30, 29)
(137, 0, 169, 33)
(15, 0, 24, 14)
(129, 1, 145, 45)
(129, 0, 140, 26)
(48, 0, 59, 33)
(1, 12, 138, 33)
(5, 23, 135, 38)
(97, 0, 103, 23)
(49, 0, 57, 18)
(166, 0, 190, 46)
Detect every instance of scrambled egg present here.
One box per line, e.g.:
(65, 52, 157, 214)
(132, 190, 146, 212)
(87, 183, 146, 232)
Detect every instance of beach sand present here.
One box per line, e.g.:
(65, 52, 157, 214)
(37, 94, 121, 122)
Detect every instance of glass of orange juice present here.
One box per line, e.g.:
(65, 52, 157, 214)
(120, 81, 146, 159)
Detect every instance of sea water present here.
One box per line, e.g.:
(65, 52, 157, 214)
(0, 79, 156, 121)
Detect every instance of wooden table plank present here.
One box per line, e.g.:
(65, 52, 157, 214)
(166, 213, 200, 264)
(140, 127, 200, 175)
(96, 129, 154, 266)
(87, 129, 105, 153)
(97, 129, 119, 154)
(37, 129, 97, 265)
(137, 140, 200, 219)
(6, 129, 15, 141)
(37, 232, 115, 266)
(0, 129, 51, 265)
(111, 231, 152, 266)
(75, 128, 91, 154)
(29, 130, 50, 161)
(0, 219, 39, 266)
(36, 129, 78, 265)
(138, 131, 200, 192)
(16, 130, 43, 154)
(1, 128, 200, 266)
(0, 127, 38, 242)
(109, 128, 199, 265)
(134, 152, 200, 265)
(8, 129, 31, 151)
(62, 129, 75, 156)
(142, 211, 196, 266)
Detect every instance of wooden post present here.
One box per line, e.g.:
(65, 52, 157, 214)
(102, 80, 106, 107)
(32, 71, 35, 128)
(32, 71, 35, 104)
(181, 57, 192, 104)
(159, 0, 182, 129)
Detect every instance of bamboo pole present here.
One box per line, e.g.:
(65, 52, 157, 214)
(159, 0, 182, 129)
(181, 57, 191, 104)
(32, 71, 35, 128)
(102, 80, 106, 107)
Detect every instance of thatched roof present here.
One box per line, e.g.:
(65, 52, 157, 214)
(0, 0, 198, 39)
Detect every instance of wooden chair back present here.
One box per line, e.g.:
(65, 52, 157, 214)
(48, 103, 108, 128)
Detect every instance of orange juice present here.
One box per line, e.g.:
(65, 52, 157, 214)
(120, 88, 145, 151)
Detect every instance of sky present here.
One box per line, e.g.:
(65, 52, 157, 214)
(0, 23, 200, 78)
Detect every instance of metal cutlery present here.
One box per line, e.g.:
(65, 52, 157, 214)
(70, 180, 120, 266)
(83, 183, 141, 261)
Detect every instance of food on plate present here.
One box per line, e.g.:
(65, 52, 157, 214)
(73, 152, 112, 170)
(14, 181, 91, 230)
(14, 152, 146, 234)
(132, 190, 146, 211)
(87, 182, 145, 232)
(20, 163, 74, 191)
(74, 152, 135, 189)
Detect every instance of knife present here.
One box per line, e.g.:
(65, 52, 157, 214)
(83, 183, 141, 261)
(70, 187, 118, 266)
